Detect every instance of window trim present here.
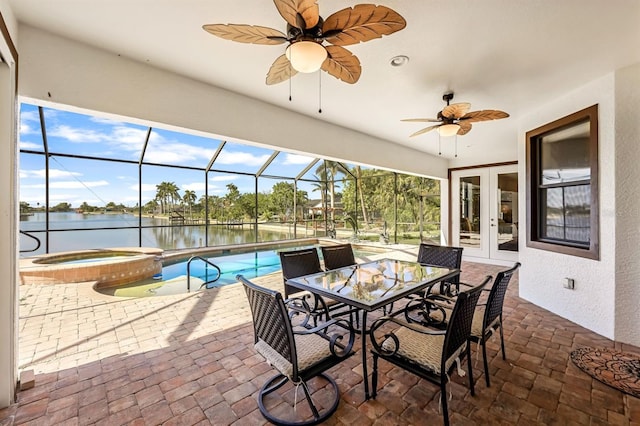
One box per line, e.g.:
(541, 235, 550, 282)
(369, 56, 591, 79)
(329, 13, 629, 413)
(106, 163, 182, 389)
(525, 104, 599, 260)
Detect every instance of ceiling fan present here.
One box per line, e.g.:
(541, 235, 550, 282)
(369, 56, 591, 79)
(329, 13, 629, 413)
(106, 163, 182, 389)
(402, 93, 510, 138)
(203, 0, 406, 85)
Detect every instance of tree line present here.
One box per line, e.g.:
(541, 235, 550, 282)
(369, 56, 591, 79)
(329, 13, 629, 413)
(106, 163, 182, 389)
(20, 162, 440, 236)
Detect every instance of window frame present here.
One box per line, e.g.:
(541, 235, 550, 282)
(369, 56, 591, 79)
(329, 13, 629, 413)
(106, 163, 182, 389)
(525, 104, 599, 260)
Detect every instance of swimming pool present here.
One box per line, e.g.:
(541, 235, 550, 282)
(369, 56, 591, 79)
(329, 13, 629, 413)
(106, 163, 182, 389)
(96, 245, 383, 298)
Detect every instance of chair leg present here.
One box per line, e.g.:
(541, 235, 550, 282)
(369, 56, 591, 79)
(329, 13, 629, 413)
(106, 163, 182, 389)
(257, 372, 340, 426)
(499, 319, 506, 360)
(482, 338, 490, 388)
(371, 354, 378, 399)
(440, 382, 450, 426)
(300, 380, 321, 420)
(466, 344, 475, 396)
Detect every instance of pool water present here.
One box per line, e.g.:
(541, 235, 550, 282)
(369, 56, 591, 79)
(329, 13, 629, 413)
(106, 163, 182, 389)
(164, 250, 283, 286)
(97, 246, 381, 298)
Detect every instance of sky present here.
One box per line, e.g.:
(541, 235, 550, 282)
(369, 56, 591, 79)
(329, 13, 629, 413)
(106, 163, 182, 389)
(19, 103, 334, 208)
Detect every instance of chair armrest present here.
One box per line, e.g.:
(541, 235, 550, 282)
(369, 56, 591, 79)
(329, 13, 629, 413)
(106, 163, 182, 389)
(293, 317, 347, 335)
(293, 317, 356, 357)
(285, 295, 325, 329)
(370, 314, 446, 356)
(370, 314, 446, 337)
(285, 295, 312, 311)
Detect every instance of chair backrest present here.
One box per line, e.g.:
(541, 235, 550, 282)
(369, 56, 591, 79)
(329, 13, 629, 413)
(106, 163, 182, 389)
(279, 248, 323, 298)
(442, 276, 492, 366)
(483, 262, 521, 331)
(321, 243, 356, 271)
(238, 274, 297, 369)
(417, 243, 463, 284)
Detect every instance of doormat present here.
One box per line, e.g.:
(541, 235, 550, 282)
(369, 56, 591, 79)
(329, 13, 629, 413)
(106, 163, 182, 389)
(570, 346, 640, 398)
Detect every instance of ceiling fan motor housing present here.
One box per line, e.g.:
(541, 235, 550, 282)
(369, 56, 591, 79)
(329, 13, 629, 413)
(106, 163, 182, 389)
(287, 18, 324, 41)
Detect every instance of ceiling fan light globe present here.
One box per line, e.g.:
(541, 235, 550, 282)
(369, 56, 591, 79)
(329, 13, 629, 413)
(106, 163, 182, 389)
(285, 41, 327, 73)
(438, 123, 460, 137)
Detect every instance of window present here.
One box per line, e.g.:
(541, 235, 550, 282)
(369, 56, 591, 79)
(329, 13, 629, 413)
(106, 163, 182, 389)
(526, 105, 599, 259)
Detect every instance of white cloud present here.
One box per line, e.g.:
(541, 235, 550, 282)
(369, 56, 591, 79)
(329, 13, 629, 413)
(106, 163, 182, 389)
(110, 126, 148, 148)
(217, 150, 271, 166)
(142, 140, 215, 164)
(22, 180, 109, 189)
(19, 140, 42, 150)
(282, 153, 315, 165)
(129, 183, 157, 192)
(182, 182, 206, 192)
(210, 175, 237, 182)
(20, 168, 83, 179)
(42, 109, 59, 122)
(20, 110, 39, 123)
(90, 116, 124, 126)
(20, 123, 39, 136)
(49, 125, 108, 143)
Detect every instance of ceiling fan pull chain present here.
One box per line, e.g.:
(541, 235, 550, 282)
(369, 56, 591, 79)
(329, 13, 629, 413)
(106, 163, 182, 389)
(289, 63, 292, 101)
(455, 134, 458, 158)
(438, 132, 442, 156)
(318, 71, 322, 114)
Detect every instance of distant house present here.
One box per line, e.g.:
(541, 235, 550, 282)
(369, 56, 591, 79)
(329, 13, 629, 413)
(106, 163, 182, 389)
(307, 198, 343, 219)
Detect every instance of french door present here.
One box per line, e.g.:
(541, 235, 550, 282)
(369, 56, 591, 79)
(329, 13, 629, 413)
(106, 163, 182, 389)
(451, 165, 519, 262)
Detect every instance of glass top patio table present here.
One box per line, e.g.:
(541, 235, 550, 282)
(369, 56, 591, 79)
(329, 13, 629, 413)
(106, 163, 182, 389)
(285, 258, 458, 312)
(285, 258, 458, 400)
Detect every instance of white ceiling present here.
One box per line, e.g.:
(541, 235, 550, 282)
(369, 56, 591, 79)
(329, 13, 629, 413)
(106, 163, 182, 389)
(7, 0, 640, 160)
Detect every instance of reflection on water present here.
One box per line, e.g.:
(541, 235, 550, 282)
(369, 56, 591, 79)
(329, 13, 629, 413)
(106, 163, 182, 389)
(19, 212, 297, 255)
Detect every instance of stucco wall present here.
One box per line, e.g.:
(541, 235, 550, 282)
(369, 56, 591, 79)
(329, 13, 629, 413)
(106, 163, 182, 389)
(0, 0, 18, 409)
(614, 63, 640, 345)
(518, 74, 617, 341)
(16, 25, 449, 180)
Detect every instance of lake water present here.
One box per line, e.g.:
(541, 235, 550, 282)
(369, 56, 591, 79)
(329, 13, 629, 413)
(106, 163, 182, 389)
(19, 212, 316, 256)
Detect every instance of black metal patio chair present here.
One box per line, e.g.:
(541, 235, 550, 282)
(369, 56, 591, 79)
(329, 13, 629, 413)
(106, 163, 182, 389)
(321, 243, 356, 271)
(280, 248, 324, 300)
(416, 243, 463, 296)
(279, 247, 353, 323)
(424, 262, 521, 387)
(370, 275, 491, 426)
(320, 243, 362, 324)
(238, 274, 355, 426)
(400, 243, 464, 323)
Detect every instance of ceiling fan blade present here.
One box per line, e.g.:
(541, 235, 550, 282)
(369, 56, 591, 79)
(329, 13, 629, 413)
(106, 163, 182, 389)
(457, 121, 472, 135)
(322, 4, 406, 46)
(273, 0, 319, 30)
(321, 45, 361, 84)
(460, 109, 510, 122)
(401, 118, 441, 123)
(442, 102, 471, 119)
(203, 24, 287, 45)
(266, 54, 298, 85)
(409, 124, 441, 137)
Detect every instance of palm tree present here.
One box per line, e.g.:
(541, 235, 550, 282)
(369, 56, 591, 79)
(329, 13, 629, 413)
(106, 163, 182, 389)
(183, 190, 196, 218)
(166, 182, 181, 213)
(310, 173, 327, 218)
(154, 181, 182, 214)
(155, 182, 169, 214)
(315, 161, 344, 221)
(354, 165, 369, 227)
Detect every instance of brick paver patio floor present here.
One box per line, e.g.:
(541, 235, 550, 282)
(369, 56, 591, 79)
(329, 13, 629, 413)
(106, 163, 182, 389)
(2, 248, 640, 425)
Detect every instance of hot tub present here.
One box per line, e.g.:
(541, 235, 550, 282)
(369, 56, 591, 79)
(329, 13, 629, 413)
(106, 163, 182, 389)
(19, 247, 163, 286)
